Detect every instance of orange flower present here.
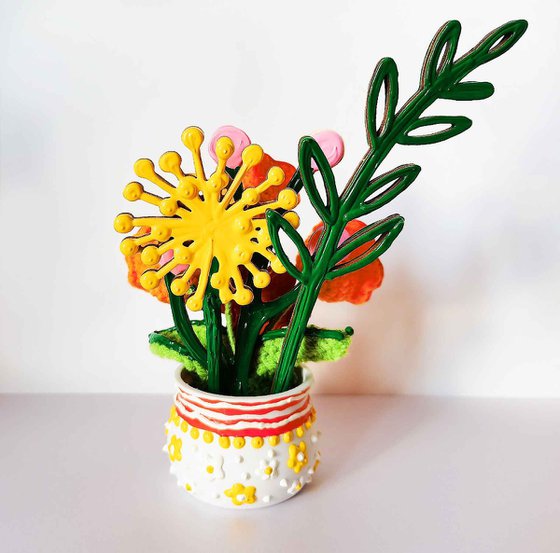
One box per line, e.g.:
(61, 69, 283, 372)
(303, 220, 384, 304)
(126, 249, 170, 303)
(242, 153, 296, 202)
(263, 219, 384, 311)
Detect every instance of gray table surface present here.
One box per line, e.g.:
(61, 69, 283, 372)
(1, 394, 559, 553)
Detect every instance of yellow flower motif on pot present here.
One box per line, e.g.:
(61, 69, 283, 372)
(168, 435, 182, 462)
(287, 441, 308, 474)
(203, 452, 224, 481)
(255, 450, 279, 480)
(114, 127, 299, 310)
(224, 483, 257, 506)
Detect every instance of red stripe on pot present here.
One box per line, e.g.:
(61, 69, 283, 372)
(176, 390, 309, 416)
(176, 395, 311, 425)
(173, 369, 314, 437)
(174, 405, 312, 438)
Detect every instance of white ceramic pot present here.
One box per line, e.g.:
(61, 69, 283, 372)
(164, 366, 321, 509)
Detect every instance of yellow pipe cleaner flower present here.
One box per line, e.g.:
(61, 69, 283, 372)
(114, 127, 299, 311)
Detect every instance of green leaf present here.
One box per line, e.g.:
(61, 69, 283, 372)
(149, 325, 208, 381)
(399, 115, 472, 146)
(266, 209, 311, 282)
(421, 20, 461, 86)
(464, 19, 528, 67)
(366, 57, 399, 146)
(255, 326, 353, 377)
(440, 81, 495, 101)
(298, 136, 340, 224)
(149, 324, 352, 385)
(347, 164, 421, 220)
(328, 214, 405, 279)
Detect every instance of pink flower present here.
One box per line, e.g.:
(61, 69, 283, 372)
(208, 126, 252, 169)
(160, 250, 189, 276)
(310, 130, 345, 171)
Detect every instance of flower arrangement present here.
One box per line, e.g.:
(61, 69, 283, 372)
(113, 20, 527, 507)
(115, 19, 527, 396)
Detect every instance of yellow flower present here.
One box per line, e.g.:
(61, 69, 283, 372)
(224, 483, 257, 506)
(168, 435, 182, 462)
(115, 127, 299, 310)
(287, 441, 308, 473)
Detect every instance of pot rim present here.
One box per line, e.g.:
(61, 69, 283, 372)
(174, 365, 313, 403)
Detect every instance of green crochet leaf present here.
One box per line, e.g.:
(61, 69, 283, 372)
(149, 324, 353, 381)
(255, 326, 353, 377)
(149, 324, 208, 382)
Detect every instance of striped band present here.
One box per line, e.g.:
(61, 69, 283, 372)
(174, 381, 313, 438)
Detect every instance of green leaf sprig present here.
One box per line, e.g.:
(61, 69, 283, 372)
(268, 19, 528, 393)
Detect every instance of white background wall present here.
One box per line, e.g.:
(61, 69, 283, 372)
(1, 0, 558, 395)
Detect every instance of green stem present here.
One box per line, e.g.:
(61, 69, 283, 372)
(271, 275, 331, 393)
(233, 285, 300, 395)
(224, 302, 236, 353)
(202, 290, 223, 394)
(232, 308, 260, 395)
(164, 274, 207, 368)
(287, 169, 303, 194)
(270, 284, 324, 392)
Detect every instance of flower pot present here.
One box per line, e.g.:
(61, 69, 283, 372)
(164, 366, 321, 508)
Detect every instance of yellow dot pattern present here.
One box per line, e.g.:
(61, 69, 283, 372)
(170, 412, 316, 451)
(233, 437, 246, 449)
